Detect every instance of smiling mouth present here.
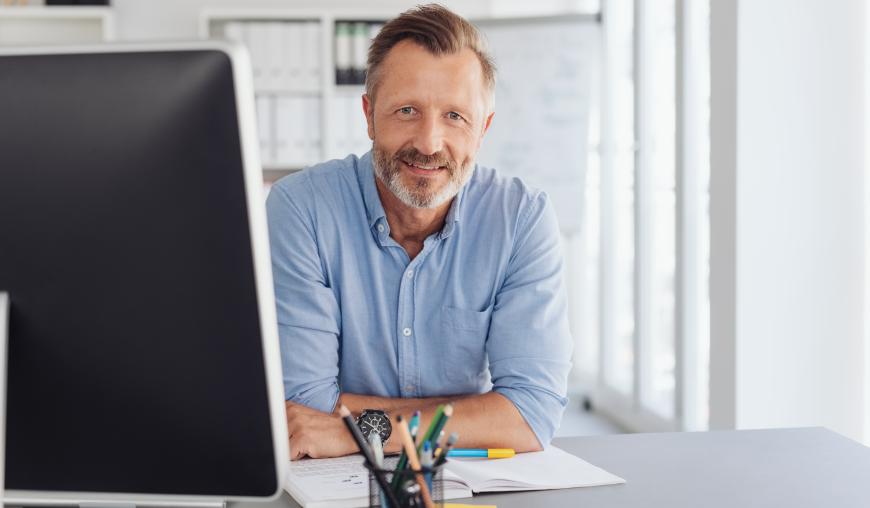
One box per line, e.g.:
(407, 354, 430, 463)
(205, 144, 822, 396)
(402, 160, 447, 173)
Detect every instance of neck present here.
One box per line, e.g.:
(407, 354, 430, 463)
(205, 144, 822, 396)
(374, 177, 453, 259)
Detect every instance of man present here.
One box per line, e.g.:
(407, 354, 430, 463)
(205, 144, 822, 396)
(266, 4, 572, 460)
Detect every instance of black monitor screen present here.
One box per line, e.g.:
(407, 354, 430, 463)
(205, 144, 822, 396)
(0, 49, 278, 496)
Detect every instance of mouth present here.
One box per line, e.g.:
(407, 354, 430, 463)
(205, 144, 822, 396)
(401, 159, 447, 176)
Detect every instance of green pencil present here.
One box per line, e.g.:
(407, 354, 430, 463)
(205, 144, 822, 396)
(417, 404, 445, 450)
(393, 404, 445, 488)
(423, 404, 453, 452)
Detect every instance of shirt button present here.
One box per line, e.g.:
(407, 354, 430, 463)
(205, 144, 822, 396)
(402, 328, 412, 337)
(405, 270, 414, 278)
(377, 224, 385, 233)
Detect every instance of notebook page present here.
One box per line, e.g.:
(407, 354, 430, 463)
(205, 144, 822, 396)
(444, 446, 625, 493)
(285, 455, 368, 507)
(285, 455, 472, 508)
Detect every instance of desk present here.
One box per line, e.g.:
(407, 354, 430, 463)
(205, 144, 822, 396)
(235, 427, 870, 508)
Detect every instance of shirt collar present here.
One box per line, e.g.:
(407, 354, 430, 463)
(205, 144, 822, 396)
(358, 151, 387, 229)
(439, 176, 465, 239)
(357, 150, 468, 238)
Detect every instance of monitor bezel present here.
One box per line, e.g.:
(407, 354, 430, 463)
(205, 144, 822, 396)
(0, 40, 289, 506)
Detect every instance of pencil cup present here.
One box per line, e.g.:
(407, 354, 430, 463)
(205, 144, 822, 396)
(365, 463, 445, 508)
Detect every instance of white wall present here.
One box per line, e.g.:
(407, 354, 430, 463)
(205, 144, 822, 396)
(865, 0, 870, 444)
(710, 0, 867, 441)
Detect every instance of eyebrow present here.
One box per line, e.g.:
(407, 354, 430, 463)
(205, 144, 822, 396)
(383, 99, 473, 113)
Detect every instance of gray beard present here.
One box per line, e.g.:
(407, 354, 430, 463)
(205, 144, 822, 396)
(372, 144, 473, 210)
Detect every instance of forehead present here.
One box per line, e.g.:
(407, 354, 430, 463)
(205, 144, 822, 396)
(375, 39, 487, 109)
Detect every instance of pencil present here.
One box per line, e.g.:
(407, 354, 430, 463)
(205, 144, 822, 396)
(434, 432, 459, 466)
(425, 403, 453, 450)
(338, 405, 400, 508)
(396, 406, 442, 486)
(393, 409, 421, 483)
(417, 404, 445, 450)
(396, 415, 435, 508)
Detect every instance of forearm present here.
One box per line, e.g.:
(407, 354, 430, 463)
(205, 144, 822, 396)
(338, 393, 453, 418)
(337, 393, 450, 454)
(337, 391, 541, 454)
(443, 392, 541, 452)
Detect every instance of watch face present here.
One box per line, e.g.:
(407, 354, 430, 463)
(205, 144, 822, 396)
(359, 412, 391, 442)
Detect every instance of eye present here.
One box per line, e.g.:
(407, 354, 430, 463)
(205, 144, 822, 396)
(447, 111, 464, 121)
(398, 106, 415, 115)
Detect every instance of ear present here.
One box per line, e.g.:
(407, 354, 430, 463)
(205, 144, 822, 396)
(475, 111, 495, 151)
(362, 94, 375, 140)
(481, 111, 495, 137)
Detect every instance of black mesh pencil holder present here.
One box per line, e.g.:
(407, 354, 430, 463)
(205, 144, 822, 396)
(365, 462, 445, 508)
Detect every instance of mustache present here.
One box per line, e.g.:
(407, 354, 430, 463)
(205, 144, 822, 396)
(393, 147, 456, 171)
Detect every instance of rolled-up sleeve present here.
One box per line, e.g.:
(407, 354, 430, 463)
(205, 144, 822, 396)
(487, 191, 573, 447)
(266, 180, 341, 414)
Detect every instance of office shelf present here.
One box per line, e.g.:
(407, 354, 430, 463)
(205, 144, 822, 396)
(0, 6, 114, 46)
(200, 8, 389, 173)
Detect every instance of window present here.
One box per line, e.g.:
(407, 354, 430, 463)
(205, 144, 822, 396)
(574, 0, 710, 432)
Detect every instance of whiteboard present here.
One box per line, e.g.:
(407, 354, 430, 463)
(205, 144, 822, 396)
(474, 16, 600, 233)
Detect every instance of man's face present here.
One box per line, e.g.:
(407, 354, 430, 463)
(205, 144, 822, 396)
(364, 40, 494, 209)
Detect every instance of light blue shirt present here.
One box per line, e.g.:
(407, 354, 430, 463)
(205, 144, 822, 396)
(266, 151, 572, 445)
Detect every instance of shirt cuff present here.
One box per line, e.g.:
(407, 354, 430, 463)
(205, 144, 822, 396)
(493, 384, 569, 447)
(285, 381, 340, 414)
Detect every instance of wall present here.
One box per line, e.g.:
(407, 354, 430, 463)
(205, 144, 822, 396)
(710, 0, 867, 441)
(865, 0, 870, 444)
(109, 0, 597, 41)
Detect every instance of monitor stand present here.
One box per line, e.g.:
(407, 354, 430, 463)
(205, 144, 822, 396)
(0, 294, 225, 508)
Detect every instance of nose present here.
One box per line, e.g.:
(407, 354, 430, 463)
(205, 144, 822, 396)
(412, 114, 444, 156)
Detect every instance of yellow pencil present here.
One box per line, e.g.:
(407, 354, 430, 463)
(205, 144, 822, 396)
(395, 415, 435, 508)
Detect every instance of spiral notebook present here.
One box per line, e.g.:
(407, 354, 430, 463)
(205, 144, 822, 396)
(284, 446, 625, 508)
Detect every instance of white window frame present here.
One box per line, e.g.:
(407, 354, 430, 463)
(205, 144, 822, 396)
(590, 0, 708, 433)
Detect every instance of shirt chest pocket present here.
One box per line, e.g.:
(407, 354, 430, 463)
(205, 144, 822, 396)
(439, 305, 492, 384)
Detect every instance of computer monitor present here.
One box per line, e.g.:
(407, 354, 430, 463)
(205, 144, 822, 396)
(0, 42, 288, 505)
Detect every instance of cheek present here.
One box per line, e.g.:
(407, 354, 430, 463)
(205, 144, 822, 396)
(450, 130, 481, 159)
(373, 120, 410, 149)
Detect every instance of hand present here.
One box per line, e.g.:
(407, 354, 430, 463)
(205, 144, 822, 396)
(285, 401, 358, 460)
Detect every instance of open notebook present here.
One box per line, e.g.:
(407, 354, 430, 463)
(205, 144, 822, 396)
(284, 446, 625, 508)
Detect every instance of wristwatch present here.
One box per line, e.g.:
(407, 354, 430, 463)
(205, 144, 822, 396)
(356, 409, 392, 444)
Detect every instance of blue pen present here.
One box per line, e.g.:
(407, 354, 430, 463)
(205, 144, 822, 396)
(421, 441, 434, 493)
(409, 410, 421, 444)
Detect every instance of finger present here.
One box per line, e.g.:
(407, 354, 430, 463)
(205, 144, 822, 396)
(288, 435, 306, 461)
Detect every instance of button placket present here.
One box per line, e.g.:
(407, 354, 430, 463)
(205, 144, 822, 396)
(395, 243, 435, 398)
(396, 259, 416, 397)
